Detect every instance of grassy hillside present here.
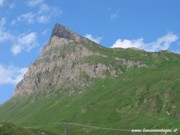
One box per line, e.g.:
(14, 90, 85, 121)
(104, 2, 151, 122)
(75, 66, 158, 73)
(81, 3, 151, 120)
(0, 122, 57, 135)
(0, 48, 179, 135)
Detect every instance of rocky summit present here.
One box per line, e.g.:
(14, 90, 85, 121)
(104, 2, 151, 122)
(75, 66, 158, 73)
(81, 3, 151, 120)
(0, 23, 179, 135)
(51, 23, 84, 42)
(14, 23, 144, 98)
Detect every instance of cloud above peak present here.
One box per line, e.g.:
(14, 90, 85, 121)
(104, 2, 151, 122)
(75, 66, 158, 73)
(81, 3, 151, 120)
(0, 18, 38, 55)
(12, 2, 62, 25)
(111, 33, 178, 52)
(85, 34, 102, 43)
(11, 32, 38, 55)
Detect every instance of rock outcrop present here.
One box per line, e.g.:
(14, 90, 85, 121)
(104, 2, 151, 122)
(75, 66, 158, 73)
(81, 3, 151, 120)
(51, 24, 83, 42)
(14, 24, 118, 97)
(14, 23, 145, 98)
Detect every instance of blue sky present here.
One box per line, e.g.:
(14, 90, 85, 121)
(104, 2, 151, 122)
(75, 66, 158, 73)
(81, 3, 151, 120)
(0, 0, 180, 104)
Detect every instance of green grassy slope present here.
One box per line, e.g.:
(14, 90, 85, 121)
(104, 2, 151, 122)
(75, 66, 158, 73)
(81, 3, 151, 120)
(0, 48, 179, 135)
(0, 122, 57, 135)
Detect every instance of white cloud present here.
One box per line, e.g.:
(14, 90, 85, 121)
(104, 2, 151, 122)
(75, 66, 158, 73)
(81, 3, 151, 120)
(39, 3, 50, 13)
(11, 45, 21, 55)
(12, 2, 62, 25)
(27, 0, 44, 7)
(18, 12, 35, 23)
(11, 32, 38, 55)
(0, 18, 38, 54)
(85, 34, 102, 43)
(111, 33, 178, 52)
(19, 32, 37, 46)
(110, 10, 119, 20)
(0, 31, 14, 43)
(12, 12, 36, 24)
(37, 3, 62, 23)
(0, 0, 4, 7)
(145, 33, 178, 52)
(0, 64, 28, 85)
(0, 17, 14, 42)
(112, 38, 143, 49)
(37, 15, 49, 23)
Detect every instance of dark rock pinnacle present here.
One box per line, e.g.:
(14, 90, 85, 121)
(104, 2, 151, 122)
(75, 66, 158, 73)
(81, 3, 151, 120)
(51, 23, 83, 42)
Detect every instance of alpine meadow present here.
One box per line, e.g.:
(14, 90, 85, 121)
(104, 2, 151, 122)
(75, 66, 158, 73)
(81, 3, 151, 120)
(0, 24, 179, 135)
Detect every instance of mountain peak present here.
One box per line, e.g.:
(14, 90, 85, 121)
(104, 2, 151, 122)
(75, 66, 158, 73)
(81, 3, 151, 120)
(51, 23, 83, 42)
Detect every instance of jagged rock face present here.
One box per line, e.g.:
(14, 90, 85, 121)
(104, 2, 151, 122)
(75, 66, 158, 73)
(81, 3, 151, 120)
(14, 24, 119, 97)
(52, 24, 83, 42)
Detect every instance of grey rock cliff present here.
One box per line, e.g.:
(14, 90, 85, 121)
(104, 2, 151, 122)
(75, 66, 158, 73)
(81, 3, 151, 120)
(51, 24, 83, 42)
(14, 24, 119, 97)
